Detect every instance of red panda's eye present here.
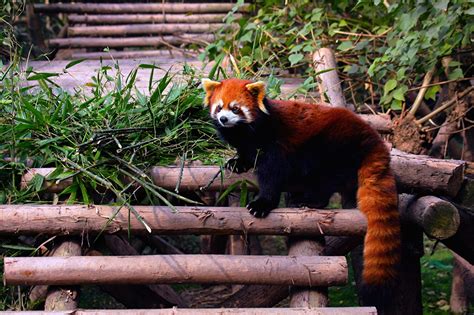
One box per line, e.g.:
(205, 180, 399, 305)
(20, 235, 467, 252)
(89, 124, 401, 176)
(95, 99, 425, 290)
(232, 107, 240, 114)
(216, 105, 222, 113)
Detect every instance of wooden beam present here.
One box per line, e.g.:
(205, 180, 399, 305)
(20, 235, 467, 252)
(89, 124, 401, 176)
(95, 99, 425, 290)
(1, 307, 378, 315)
(68, 13, 240, 24)
(68, 23, 225, 37)
(4, 255, 347, 287)
(399, 195, 460, 239)
(48, 35, 215, 48)
(390, 149, 465, 197)
(34, 3, 250, 14)
(0, 205, 367, 236)
(21, 150, 466, 197)
(71, 50, 194, 60)
(103, 235, 188, 307)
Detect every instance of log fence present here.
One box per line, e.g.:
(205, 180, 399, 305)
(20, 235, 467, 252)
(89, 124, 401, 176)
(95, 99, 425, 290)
(30, 2, 248, 59)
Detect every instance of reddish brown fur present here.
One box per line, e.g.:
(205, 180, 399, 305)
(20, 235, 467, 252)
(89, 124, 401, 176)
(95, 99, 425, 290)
(205, 79, 401, 286)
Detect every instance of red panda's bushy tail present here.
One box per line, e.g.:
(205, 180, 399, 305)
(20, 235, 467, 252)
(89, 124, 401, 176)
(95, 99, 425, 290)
(357, 144, 401, 288)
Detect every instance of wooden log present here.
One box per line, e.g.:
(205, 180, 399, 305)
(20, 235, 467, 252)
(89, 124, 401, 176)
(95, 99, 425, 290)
(399, 195, 460, 239)
(360, 113, 392, 134)
(104, 235, 188, 307)
(71, 50, 192, 60)
(68, 23, 225, 37)
(68, 13, 240, 24)
(4, 255, 348, 287)
(0, 307, 378, 315)
(312, 48, 347, 108)
(21, 151, 466, 197)
(390, 148, 465, 197)
(289, 237, 328, 307)
(0, 204, 367, 237)
(48, 35, 215, 48)
(86, 249, 183, 308)
(44, 239, 81, 311)
(34, 3, 250, 14)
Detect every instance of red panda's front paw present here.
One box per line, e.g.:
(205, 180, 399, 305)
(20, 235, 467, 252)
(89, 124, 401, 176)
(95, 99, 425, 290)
(225, 157, 250, 174)
(247, 198, 274, 218)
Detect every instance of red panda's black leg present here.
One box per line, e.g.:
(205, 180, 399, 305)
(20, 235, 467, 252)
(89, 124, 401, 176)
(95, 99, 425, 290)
(247, 148, 287, 218)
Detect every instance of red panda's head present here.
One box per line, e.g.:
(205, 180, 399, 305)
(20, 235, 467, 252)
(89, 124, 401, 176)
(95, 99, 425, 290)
(201, 78, 269, 128)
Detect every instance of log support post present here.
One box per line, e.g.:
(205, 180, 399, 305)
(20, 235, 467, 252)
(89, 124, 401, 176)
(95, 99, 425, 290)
(289, 237, 328, 307)
(44, 238, 81, 311)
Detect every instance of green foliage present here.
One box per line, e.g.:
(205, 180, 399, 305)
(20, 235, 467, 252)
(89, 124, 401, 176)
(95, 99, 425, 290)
(205, 0, 472, 110)
(0, 61, 228, 208)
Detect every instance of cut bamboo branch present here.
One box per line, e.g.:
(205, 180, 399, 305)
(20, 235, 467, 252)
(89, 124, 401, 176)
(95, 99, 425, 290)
(68, 23, 225, 37)
(4, 255, 348, 287)
(44, 239, 81, 311)
(48, 35, 215, 48)
(408, 68, 435, 117)
(68, 13, 239, 24)
(0, 307, 378, 315)
(399, 195, 460, 240)
(34, 3, 250, 14)
(312, 48, 347, 108)
(0, 205, 367, 236)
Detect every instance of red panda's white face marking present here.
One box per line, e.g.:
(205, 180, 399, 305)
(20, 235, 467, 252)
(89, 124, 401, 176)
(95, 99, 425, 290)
(202, 78, 269, 127)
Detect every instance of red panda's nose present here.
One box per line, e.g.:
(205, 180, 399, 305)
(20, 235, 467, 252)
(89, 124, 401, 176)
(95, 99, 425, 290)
(219, 116, 228, 124)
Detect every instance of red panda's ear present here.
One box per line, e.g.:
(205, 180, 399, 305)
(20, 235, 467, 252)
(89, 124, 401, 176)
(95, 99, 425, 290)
(245, 81, 269, 114)
(202, 78, 221, 106)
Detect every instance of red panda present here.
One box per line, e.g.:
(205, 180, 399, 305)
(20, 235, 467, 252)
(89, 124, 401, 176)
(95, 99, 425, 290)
(202, 78, 401, 305)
